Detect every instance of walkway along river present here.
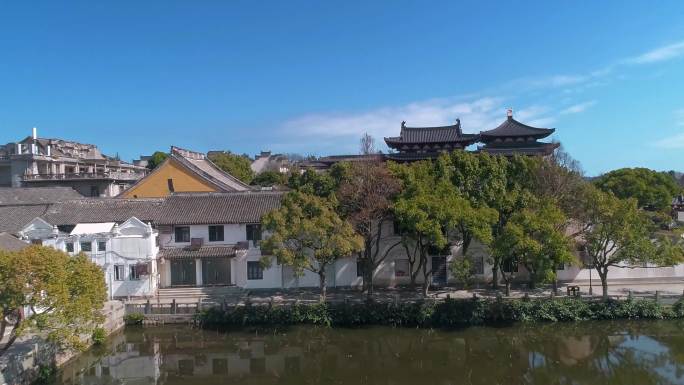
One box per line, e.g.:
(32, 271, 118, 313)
(53, 320, 684, 385)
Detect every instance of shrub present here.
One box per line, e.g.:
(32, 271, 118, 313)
(124, 312, 144, 325)
(91, 327, 107, 345)
(196, 298, 682, 329)
(33, 365, 56, 385)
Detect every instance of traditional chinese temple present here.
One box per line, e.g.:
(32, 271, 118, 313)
(383, 119, 479, 161)
(477, 109, 559, 156)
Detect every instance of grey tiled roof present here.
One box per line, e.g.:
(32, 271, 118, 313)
(385, 122, 479, 146)
(0, 187, 83, 206)
(480, 117, 555, 140)
(156, 192, 283, 225)
(0, 232, 29, 251)
(42, 198, 165, 225)
(0, 192, 284, 234)
(170, 146, 251, 192)
(159, 245, 236, 259)
(0, 205, 51, 234)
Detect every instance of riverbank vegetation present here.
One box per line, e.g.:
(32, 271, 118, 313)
(197, 297, 684, 328)
(261, 137, 684, 300)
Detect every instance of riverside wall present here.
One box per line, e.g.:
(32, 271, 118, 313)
(0, 301, 125, 385)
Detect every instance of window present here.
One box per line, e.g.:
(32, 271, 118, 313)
(175, 226, 190, 242)
(65, 242, 74, 253)
(129, 265, 140, 280)
(114, 265, 125, 281)
(167, 178, 175, 193)
(246, 224, 262, 243)
(247, 261, 263, 280)
(393, 220, 401, 235)
(97, 240, 107, 252)
(473, 256, 485, 275)
(356, 260, 365, 277)
(395, 259, 409, 277)
(80, 241, 92, 252)
(556, 262, 565, 271)
(208, 225, 224, 242)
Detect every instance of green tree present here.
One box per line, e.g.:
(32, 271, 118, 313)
(492, 198, 575, 291)
(251, 170, 287, 187)
(336, 160, 401, 297)
(146, 151, 168, 170)
(594, 167, 680, 211)
(261, 191, 363, 301)
(0, 246, 107, 356)
(287, 164, 350, 198)
(392, 161, 457, 296)
(582, 187, 684, 298)
(208, 152, 255, 184)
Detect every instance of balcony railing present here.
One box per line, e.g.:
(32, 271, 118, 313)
(23, 170, 144, 181)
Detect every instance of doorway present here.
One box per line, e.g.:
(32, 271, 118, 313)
(202, 257, 231, 286)
(432, 256, 447, 286)
(170, 259, 196, 286)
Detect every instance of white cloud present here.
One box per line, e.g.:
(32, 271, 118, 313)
(653, 133, 684, 149)
(560, 100, 597, 115)
(652, 108, 684, 148)
(626, 40, 684, 64)
(278, 96, 562, 154)
(281, 97, 507, 140)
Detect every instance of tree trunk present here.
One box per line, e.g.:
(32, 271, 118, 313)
(505, 280, 511, 297)
(492, 265, 499, 289)
(598, 269, 609, 300)
(366, 261, 376, 300)
(318, 271, 327, 302)
(528, 269, 536, 290)
(0, 313, 21, 357)
(421, 250, 430, 297)
(552, 268, 558, 296)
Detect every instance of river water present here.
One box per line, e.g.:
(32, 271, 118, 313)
(55, 321, 684, 385)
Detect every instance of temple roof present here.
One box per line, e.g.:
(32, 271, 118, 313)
(478, 141, 559, 156)
(480, 115, 555, 141)
(384, 120, 479, 146)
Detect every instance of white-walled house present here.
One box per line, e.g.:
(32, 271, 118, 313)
(7, 189, 684, 298)
(19, 216, 159, 299)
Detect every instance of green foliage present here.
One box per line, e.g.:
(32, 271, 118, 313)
(450, 257, 475, 289)
(208, 152, 255, 184)
(198, 297, 682, 329)
(594, 167, 680, 211)
(33, 364, 56, 385)
(146, 151, 168, 170)
(251, 170, 287, 187)
(91, 327, 107, 345)
(493, 198, 575, 288)
(582, 186, 684, 297)
(124, 312, 145, 325)
(261, 191, 364, 300)
(287, 164, 349, 198)
(0, 246, 107, 355)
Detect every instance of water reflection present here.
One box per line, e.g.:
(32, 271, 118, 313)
(57, 321, 684, 385)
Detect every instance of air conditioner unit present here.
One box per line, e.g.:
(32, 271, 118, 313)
(189, 238, 204, 250)
(236, 241, 249, 250)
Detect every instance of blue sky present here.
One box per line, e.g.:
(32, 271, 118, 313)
(1, 1, 684, 176)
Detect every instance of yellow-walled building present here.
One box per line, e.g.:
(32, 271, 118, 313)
(120, 146, 251, 198)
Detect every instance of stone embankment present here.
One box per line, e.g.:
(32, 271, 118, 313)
(0, 301, 124, 385)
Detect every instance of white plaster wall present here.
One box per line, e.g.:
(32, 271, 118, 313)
(160, 224, 249, 247)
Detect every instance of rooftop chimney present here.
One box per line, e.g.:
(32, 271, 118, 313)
(32, 127, 37, 140)
(507, 108, 513, 119)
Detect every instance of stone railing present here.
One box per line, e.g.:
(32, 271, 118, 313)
(23, 170, 143, 181)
